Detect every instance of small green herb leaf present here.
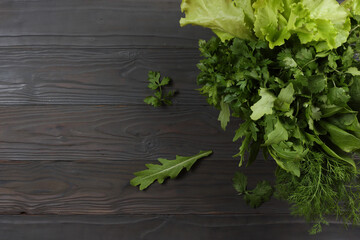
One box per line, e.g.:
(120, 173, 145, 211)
(232, 172, 247, 194)
(218, 98, 230, 130)
(244, 181, 273, 208)
(264, 119, 289, 146)
(144, 71, 175, 107)
(250, 88, 276, 121)
(130, 150, 212, 190)
(233, 171, 273, 208)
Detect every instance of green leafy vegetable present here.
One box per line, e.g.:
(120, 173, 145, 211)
(136, 1, 360, 235)
(250, 89, 276, 120)
(233, 171, 273, 208)
(180, 0, 255, 41)
(195, 18, 360, 231)
(144, 71, 175, 107)
(130, 150, 212, 190)
(180, 0, 352, 51)
(218, 98, 231, 130)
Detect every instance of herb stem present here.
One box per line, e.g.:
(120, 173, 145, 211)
(350, 25, 360, 35)
(309, 163, 322, 202)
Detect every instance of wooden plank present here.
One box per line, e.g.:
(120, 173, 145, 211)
(0, 0, 212, 48)
(0, 48, 205, 105)
(0, 215, 358, 240)
(0, 105, 242, 161)
(0, 159, 278, 215)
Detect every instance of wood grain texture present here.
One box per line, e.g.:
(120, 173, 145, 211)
(0, 159, 279, 215)
(0, 105, 242, 161)
(0, 215, 358, 240)
(0, 0, 212, 48)
(0, 48, 205, 105)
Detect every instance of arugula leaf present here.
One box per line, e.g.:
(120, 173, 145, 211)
(320, 121, 360, 153)
(130, 151, 212, 190)
(144, 71, 175, 107)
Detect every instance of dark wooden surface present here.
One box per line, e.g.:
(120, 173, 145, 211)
(0, 0, 358, 239)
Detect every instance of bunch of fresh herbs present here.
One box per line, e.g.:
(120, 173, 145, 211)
(131, 0, 360, 234)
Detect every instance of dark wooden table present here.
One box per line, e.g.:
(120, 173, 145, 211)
(0, 0, 358, 239)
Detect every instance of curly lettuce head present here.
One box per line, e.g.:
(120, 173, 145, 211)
(180, 0, 353, 51)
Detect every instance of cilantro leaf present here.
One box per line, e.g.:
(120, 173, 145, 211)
(328, 87, 351, 107)
(347, 67, 360, 76)
(308, 75, 327, 94)
(232, 172, 247, 194)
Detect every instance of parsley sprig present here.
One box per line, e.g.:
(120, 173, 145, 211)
(144, 71, 175, 107)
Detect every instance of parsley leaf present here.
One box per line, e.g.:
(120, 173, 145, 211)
(144, 71, 175, 107)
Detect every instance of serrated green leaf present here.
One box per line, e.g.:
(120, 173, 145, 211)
(295, 48, 314, 67)
(278, 49, 297, 69)
(232, 171, 248, 194)
(308, 75, 327, 94)
(250, 88, 276, 121)
(264, 119, 289, 146)
(328, 87, 351, 107)
(233, 120, 251, 142)
(159, 77, 171, 86)
(130, 150, 213, 190)
(244, 181, 273, 208)
(145, 71, 175, 108)
(275, 83, 295, 112)
(144, 96, 161, 107)
(347, 67, 360, 76)
(218, 98, 230, 130)
(234, 132, 252, 167)
(180, 0, 254, 41)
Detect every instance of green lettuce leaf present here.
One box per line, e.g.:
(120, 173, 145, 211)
(292, 0, 351, 51)
(180, 0, 351, 51)
(342, 0, 360, 16)
(180, 0, 255, 41)
(253, 0, 291, 49)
